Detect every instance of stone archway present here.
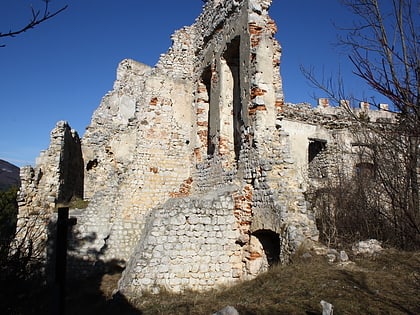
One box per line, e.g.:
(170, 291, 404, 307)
(252, 229, 281, 267)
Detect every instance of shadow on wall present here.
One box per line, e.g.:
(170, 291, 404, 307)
(0, 211, 142, 314)
(65, 260, 141, 315)
(47, 214, 142, 315)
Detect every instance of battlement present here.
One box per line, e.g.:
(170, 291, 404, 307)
(281, 98, 395, 128)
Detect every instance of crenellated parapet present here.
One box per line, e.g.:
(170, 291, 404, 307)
(281, 100, 395, 128)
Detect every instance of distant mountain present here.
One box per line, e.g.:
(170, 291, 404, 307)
(0, 159, 20, 190)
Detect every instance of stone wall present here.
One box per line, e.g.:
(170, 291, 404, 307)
(116, 0, 320, 296)
(17, 0, 325, 296)
(69, 56, 194, 266)
(15, 0, 400, 295)
(16, 121, 83, 258)
(279, 102, 395, 190)
(119, 188, 242, 295)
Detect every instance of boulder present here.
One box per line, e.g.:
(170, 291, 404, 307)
(213, 305, 240, 315)
(320, 300, 334, 315)
(352, 239, 383, 256)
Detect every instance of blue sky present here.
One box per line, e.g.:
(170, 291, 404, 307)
(0, 0, 391, 167)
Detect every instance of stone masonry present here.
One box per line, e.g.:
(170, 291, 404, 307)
(16, 121, 83, 259)
(15, 0, 392, 297)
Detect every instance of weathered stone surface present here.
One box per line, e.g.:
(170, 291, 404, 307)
(339, 250, 349, 262)
(352, 239, 383, 256)
(16, 121, 83, 259)
(16, 0, 396, 298)
(213, 305, 240, 315)
(119, 188, 242, 294)
(320, 300, 334, 315)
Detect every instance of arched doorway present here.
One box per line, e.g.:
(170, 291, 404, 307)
(252, 229, 280, 266)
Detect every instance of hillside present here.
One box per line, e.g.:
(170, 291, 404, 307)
(0, 159, 20, 190)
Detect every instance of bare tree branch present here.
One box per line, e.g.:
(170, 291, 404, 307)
(303, 0, 420, 249)
(0, 1, 68, 47)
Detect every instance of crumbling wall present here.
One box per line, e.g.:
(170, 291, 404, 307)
(68, 56, 195, 267)
(119, 188, 243, 295)
(17, 0, 322, 295)
(119, 0, 318, 296)
(16, 121, 83, 257)
(279, 102, 396, 189)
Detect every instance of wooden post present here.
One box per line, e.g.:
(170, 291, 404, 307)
(52, 207, 77, 315)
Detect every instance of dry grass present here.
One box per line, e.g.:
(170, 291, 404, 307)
(66, 249, 420, 315)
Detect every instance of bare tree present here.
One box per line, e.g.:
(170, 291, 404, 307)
(302, 0, 420, 249)
(0, 0, 68, 47)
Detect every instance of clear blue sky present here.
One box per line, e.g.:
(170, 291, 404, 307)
(0, 0, 391, 167)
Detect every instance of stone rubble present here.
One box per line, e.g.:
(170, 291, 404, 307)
(352, 239, 383, 256)
(213, 305, 240, 315)
(321, 300, 334, 315)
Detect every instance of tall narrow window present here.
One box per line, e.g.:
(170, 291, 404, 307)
(201, 67, 215, 157)
(222, 36, 243, 162)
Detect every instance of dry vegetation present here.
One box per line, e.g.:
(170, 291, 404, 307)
(65, 248, 420, 315)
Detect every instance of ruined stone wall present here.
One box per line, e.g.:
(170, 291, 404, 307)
(17, 0, 321, 295)
(279, 102, 396, 190)
(119, 0, 318, 296)
(69, 57, 195, 265)
(16, 121, 83, 257)
(119, 188, 241, 295)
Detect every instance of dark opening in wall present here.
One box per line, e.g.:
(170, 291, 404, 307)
(308, 138, 326, 163)
(86, 159, 98, 171)
(223, 36, 243, 162)
(252, 229, 280, 266)
(201, 66, 216, 157)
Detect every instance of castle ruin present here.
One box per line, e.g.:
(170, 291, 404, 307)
(16, 0, 394, 297)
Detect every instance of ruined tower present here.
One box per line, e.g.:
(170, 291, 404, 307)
(17, 0, 319, 296)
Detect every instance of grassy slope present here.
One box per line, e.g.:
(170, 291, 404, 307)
(66, 249, 420, 315)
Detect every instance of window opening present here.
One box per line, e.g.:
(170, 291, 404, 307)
(223, 36, 243, 162)
(201, 67, 215, 157)
(308, 138, 326, 163)
(355, 162, 375, 178)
